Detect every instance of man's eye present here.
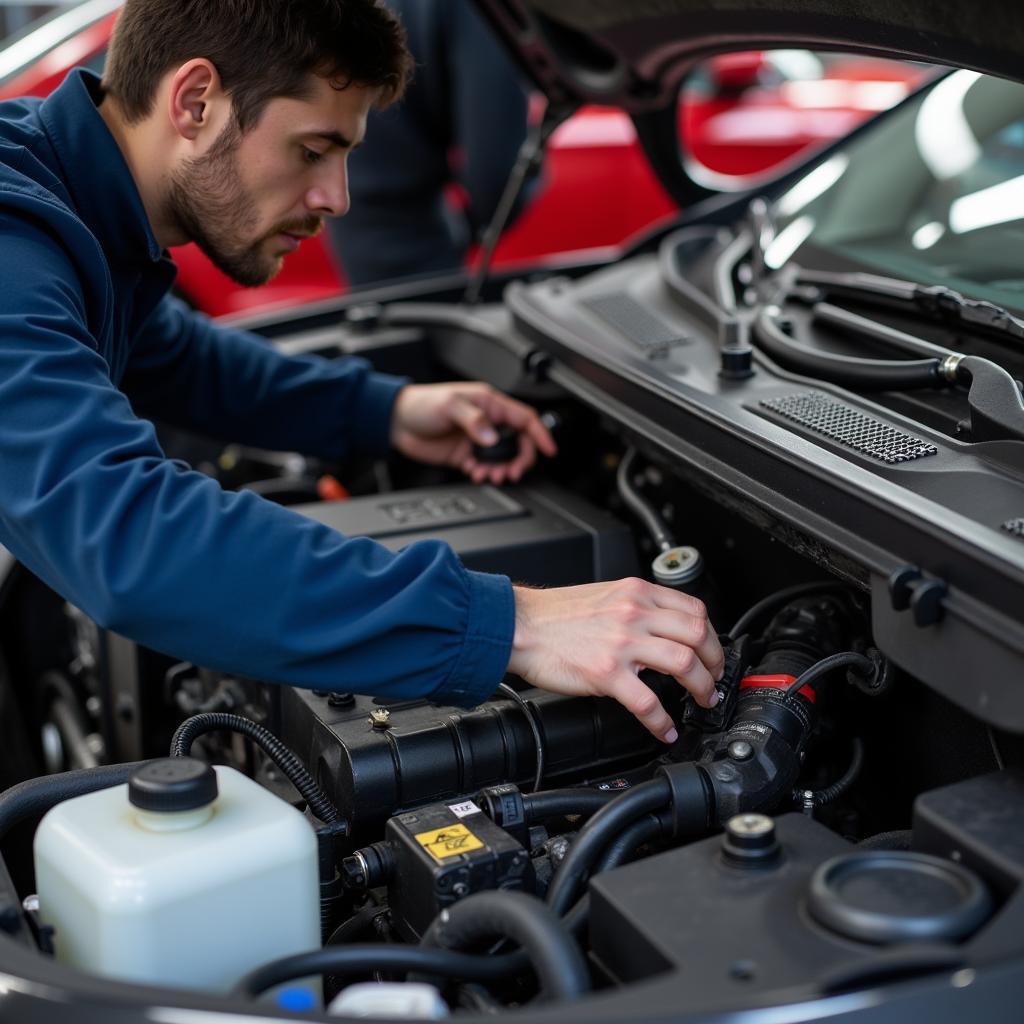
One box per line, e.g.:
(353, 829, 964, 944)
(302, 147, 325, 165)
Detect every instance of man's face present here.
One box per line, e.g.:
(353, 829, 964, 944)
(166, 75, 375, 287)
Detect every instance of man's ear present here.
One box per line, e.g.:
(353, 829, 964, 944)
(167, 59, 226, 142)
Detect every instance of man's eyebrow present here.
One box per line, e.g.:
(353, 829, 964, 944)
(307, 130, 362, 150)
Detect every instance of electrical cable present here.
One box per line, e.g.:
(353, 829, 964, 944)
(785, 651, 875, 698)
(497, 683, 546, 792)
(795, 737, 865, 809)
(420, 890, 589, 1002)
(170, 713, 341, 825)
(545, 778, 671, 917)
(728, 580, 856, 640)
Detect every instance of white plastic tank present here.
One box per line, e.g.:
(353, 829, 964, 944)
(33, 758, 321, 994)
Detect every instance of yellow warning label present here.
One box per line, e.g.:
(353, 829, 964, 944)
(414, 823, 485, 861)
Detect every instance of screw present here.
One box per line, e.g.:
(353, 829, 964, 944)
(727, 740, 753, 761)
(328, 692, 355, 708)
(452, 882, 470, 898)
(369, 708, 391, 729)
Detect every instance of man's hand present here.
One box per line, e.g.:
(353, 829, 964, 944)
(390, 382, 557, 484)
(508, 579, 725, 743)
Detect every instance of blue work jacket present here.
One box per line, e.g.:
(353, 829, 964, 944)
(0, 69, 513, 707)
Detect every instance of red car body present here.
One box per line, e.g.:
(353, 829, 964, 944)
(0, 7, 925, 318)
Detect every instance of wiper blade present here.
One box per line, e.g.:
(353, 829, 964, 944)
(797, 269, 1024, 344)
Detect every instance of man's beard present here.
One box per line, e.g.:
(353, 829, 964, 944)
(166, 123, 320, 288)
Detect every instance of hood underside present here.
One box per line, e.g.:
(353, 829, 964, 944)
(475, 0, 1024, 112)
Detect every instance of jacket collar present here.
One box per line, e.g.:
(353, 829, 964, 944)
(39, 68, 166, 268)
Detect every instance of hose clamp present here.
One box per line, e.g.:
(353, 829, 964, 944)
(940, 353, 964, 383)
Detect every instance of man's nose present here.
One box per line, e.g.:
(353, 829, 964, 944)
(306, 174, 350, 218)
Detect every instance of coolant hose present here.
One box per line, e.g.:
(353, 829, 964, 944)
(545, 777, 671, 916)
(0, 762, 146, 843)
(170, 713, 340, 825)
(523, 787, 619, 822)
(234, 945, 514, 998)
(421, 890, 589, 1002)
(755, 306, 943, 390)
(593, 812, 666, 873)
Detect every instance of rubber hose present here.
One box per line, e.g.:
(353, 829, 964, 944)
(616, 448, 675, 553)
(421, 890, 589, 1002)
(523, 787, 618, 823)
(170, 713, 340, 825)
(545, 777, 671, 916)
(593, 813, 665, 873)
(755, 307, 942, 390)
(234, 944, 515, 998)
(0, 762, 146, 843)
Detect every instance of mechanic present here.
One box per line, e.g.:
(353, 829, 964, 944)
(0, 0, 723, 746)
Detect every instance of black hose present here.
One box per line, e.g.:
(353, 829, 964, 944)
(523, 787, 618, 823)
(421, 890, 589, 1002)
(755, 307, 943, 390)
(497, 683, 546, 792)
(785, 652, 875, 698)
(0, 762, 146, 843)
(593, 813, 666, 873)
(616, 448, 675, 553)
(170, 713, 340, 825)
(545, 777, 671, 916)
(728, 581, 855, 641)
(798, 737, 865, 808)
(233, 944, 515, 998)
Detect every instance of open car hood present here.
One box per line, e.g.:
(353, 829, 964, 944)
(474, 0, 1024, 113)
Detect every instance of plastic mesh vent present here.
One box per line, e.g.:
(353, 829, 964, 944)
(760, 392, 938, 464)
(581, 293, 689, 357)
(1003, 518, 1024, 537)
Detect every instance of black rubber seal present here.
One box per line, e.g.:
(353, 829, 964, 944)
(128, 757, 218, 813)
(807, 850, 992, 945)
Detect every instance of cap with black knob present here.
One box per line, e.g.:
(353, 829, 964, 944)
(472, 425, 521, 465)
(129, 758, 218, 813)
(722, 813, 780, 866)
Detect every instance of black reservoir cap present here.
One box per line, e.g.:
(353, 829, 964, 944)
(129, 758, 218, 813)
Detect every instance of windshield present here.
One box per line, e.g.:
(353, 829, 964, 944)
(769, 70, 1024, 313)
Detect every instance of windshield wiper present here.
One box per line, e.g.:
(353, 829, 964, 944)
(797, 268, 1024, 345)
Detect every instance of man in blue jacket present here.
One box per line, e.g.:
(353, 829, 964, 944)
(0, 0, 723, 746)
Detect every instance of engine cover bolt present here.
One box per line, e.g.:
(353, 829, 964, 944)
(369, 708, 392, 729)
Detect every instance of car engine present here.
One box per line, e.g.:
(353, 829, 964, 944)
(1, 212, 1023, 1022)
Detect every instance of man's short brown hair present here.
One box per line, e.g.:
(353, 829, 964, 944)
(103, 0, 413, 130)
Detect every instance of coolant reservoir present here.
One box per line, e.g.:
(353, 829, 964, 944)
(34, 758, 320, 993)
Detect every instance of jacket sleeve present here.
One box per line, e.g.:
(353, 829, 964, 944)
(0, 226, 512, 706)
(122, 294, 407, 459)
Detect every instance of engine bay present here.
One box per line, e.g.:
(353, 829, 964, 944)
(2, 207, 1024, 1021)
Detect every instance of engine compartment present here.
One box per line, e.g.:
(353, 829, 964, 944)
(2, 219, 1024, 1021)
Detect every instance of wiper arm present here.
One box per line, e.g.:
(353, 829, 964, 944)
(797, 268, 1024, 345)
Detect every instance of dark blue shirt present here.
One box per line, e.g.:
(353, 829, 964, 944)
(0, 69, 513, 706)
